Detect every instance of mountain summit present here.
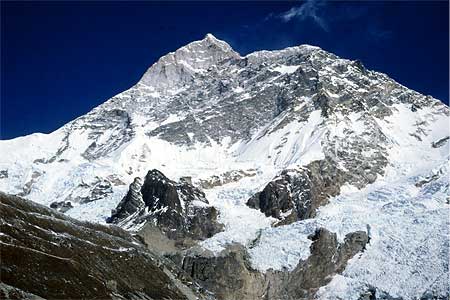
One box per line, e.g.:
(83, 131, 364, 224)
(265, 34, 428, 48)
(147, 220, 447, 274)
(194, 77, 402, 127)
(0, 35, 448, 299)
(140, 33, 240, 89)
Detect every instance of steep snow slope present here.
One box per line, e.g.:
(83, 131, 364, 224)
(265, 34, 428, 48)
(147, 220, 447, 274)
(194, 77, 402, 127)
(0, 34, 448, 299)
(316, 160, 449, 299)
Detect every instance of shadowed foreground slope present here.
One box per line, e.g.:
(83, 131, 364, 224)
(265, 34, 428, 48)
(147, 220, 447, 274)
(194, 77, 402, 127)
(0, 192, 208, 300)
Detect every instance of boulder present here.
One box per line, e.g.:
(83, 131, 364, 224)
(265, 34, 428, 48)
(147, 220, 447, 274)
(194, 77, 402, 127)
(49, 201, 73, 213)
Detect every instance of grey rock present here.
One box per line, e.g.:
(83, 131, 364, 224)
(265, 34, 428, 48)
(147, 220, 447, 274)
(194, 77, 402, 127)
(174, 228, 368, 300)
(0, 170, 8, 179)
(109, 177, 145, 221)
(432, 136, 449, 148)
(18, 170, 42, 196)
(108, 169, 224, 248)
(247, 160, 346, 225)
(358, 286, 406, 300)
(176, 244, 266, 300)
(0, 192, 211, 300)
(275, 229, 368, 299)
(0, 283, 45, 300)
(49, 201, 73, 213)
(64, 176, 113, 204)
(197, 169, 257, 189)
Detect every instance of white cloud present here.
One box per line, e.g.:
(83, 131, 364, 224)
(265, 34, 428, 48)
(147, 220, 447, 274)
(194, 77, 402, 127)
(280, 0, 328, 31)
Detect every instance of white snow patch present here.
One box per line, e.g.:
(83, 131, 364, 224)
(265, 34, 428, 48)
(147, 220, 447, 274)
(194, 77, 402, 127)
(248, 220, 315, 271)
(200, 174, 276, 253)
(272, 65, 300, 74)
(161, 114, 186, 125)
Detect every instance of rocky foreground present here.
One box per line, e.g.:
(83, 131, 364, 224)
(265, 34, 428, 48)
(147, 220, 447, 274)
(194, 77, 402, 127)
(0, 192, 209, 300)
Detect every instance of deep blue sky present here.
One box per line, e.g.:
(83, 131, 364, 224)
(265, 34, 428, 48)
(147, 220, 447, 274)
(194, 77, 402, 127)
(1, 1, 448, 139)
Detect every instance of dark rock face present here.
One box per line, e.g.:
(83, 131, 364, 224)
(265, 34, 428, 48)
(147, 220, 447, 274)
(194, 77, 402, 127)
(140, 169, 186, 214)
(109, 177, 144, 222)
(284, 228, 369, 299)
(358, 286, 404, 300)
(175, 228, 369, 300)
(0, 170, 8, 179)
(0, 283, 45, 300)
(108, 169, 223, 248)
(246, 171, 297, 222)
(431, 136, 449, 148)
(0, 192, 209, 300)
(174, 245, 265, 300)
(357, 285, 447, 300)
(247, 161, 345, 225)
(49, 201, 73, 213)
(79, 109, 134, 161)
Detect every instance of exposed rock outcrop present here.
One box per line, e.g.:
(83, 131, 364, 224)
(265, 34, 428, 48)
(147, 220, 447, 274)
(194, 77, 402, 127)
(65, 177, 114, 204)
(247, 160, 346, 225)
(0, 192, 210, 300)
(0, 283, 45, 300)
(174, 245, 265, 300)
(49, 200, 73, 213)
(283, 228, 369, 299)
(108, 169, 223, 249)
(18, 170, 41, 196)
(79, 109, 134, 161)
(0, 170, 8, 179)
(197, 169, 257, 189)
(431, 136, 449, 148)
(173, 228, 368, 300)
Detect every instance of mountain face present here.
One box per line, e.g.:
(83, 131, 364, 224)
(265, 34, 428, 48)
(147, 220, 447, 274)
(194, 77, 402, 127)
(0, 34, 449, 299)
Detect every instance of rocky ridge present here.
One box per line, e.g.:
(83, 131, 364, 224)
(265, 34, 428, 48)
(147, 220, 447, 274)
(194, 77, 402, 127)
(108, 169, 223, 250)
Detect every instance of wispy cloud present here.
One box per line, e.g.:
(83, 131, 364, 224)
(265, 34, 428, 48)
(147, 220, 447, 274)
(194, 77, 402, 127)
(279, 0, 328, 31)
(267, 1, 392, 44)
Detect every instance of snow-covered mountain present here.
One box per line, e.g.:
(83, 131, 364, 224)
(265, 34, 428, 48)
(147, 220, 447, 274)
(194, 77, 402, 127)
(1, 34, 448, 299)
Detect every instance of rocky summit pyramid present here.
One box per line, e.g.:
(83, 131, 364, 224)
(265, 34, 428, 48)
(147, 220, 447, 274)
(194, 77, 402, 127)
(0, 34, 449, 299)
